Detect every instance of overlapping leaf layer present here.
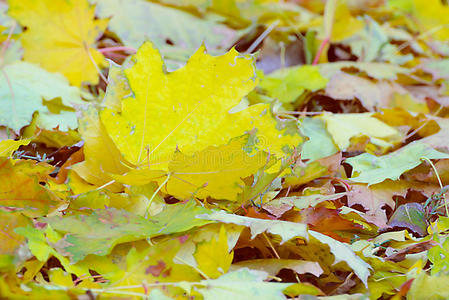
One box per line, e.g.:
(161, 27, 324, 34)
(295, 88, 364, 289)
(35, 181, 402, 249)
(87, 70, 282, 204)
(2, 0, 449, 299)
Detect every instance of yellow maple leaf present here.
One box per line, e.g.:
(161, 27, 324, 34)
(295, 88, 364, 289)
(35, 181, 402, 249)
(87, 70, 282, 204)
(71, 107, 128, 192)
(0, 158, 61, 217)
(0, 138, 30, 158)
(162, 136, 274, 200)
(8, 0, 108, 86)
(112, 136, 274, 201)
(194, 225, 234, 279)
(101, 41, 302, 169)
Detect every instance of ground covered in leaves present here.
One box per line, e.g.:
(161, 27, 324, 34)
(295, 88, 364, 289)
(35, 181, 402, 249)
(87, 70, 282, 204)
(2, 0, 449, 299)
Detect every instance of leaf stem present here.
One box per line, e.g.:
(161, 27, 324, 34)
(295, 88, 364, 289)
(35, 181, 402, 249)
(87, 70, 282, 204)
(0, 21, 16, 66)
(246, 20, 280, 54)
(98, 46, 137, 54)
(145, 173, 171, 217)
(84, 41, 109, 84)
(312, 37, 329, 65)
(174, 255, 210, 280)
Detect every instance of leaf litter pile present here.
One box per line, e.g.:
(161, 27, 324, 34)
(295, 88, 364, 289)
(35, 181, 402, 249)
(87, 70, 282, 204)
(3, 0, 449, 299)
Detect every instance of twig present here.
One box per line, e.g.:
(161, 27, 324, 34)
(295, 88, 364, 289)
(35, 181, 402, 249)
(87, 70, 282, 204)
(98, 46, 137, 54)
(145, 173, 170, 217)
(246, 20, 280, 54)
(84, 41, 109, 84)
(312, 0, 336, 65)
(263, 232, 280, 259)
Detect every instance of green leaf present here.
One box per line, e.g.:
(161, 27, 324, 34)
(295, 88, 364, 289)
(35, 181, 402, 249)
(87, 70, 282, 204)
(300, 117, 338, 161)
(92, 0, 237, 67)
(310, 231, 371, 287)
(259, 65, 328, 103)
(388, 203, 427, 236)
(346, 142, 449, 185)
(0, 62, 83, 132)
(420, 59, 449, 80)
(197, 210, 308, 243)
(230, 259, 323, 277)
(15, 225, 90, 277)
(408, 272, 449, 300)
(42, 202, 212, 262)
(197, 268, 292, 300)
(152, 201, 214, 235)
(428, 236, 449, 274)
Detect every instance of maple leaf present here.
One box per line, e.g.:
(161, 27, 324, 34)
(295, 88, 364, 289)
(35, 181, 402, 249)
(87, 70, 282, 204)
(0, 158, 61, 217)
(300, 117, 338, 161)
(347, 181, 404, 228)
(162, 136, 274, 201)
(259, 65, 328, 103)
(320, 113, 402, 151)
(0, 211, 30, 271)
(93, 0, 237, 66)
(43, 202, 212, 262)
(329, 0, 364, 42)
(194, 225, 234, 278)
(0, 62, 84, 132)
(408, 273, 449, 299)
(71, 107, 128, 191)
(79, 238, 202, 296)
(8, 0, 449, 298)
(0, 138, 30, 158)
(101, 41, 302, 168)
(198, 210, 308, 244)
(15, 225, 90, 277)
(197, 268, 292, 300)
(346, 142, 449, 185)
(8, 0, 108, 86)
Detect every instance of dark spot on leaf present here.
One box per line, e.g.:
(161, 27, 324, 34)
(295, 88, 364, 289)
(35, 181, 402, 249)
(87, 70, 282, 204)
(146, 260, 166, 276)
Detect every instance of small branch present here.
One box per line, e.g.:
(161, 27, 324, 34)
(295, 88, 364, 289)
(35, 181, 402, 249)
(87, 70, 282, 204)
(246, 20, 280, 54)
(312, 37, 329, 65)
(98, 46, 137, 54)
(84, 42, 109, 84)
(312, 0, 336, 65)
(0, 21, 17, 66)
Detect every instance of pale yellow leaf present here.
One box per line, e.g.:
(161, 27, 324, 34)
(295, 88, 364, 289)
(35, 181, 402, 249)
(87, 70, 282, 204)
(9, 0, 108, 86)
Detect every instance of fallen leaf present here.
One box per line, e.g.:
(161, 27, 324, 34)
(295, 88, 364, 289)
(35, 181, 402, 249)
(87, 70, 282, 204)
(101, 41, 301, 169)
(0, 62, 83, 132)
(388, 202, 428, 237)
(320, 113, 402, 151)
(195, 225, 234, 278)
(347, 142, 449, 185)
(198, 210, 308, 243)
(9, 0, 108, 86)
